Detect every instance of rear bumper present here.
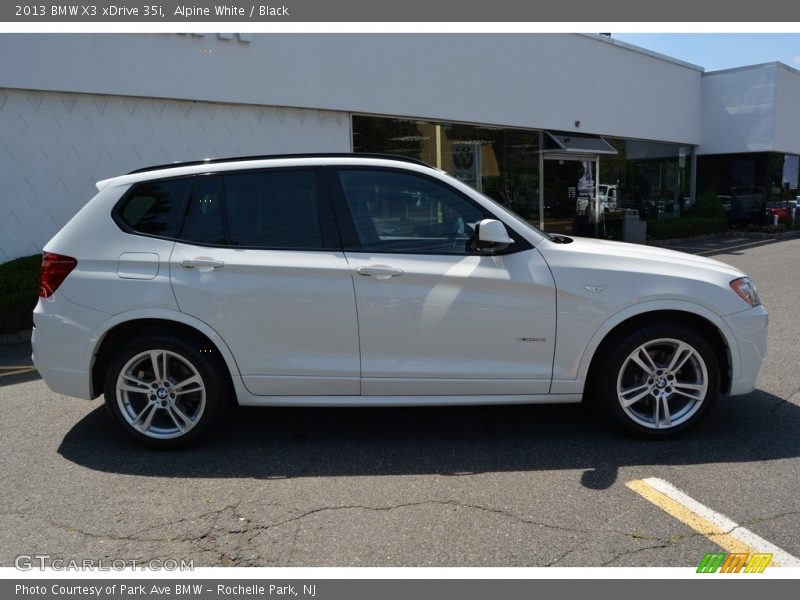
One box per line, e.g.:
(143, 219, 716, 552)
(724, 304, 768, 396)
(32, 294, 110, 400)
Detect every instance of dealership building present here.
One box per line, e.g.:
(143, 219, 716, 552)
(1, 33, 799, 260)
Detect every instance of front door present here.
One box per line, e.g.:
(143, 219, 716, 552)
(331, 167, 556, 396)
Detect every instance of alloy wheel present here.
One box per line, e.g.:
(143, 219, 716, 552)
(115, 349, 206, 439)
(616, 338, 709, 430)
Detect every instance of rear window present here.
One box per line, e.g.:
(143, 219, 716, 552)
(119, 179, 190, 237)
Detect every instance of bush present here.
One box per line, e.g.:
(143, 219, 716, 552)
(0, 254, 41, 334)
(646, 217, 728, 240)
(685, 191, 727, 219)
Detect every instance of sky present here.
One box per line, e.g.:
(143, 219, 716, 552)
(612, 34, 800, 72)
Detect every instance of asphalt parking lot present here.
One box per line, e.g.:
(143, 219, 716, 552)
(1, 237, 799, 568)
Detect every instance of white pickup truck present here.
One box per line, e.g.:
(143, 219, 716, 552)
(577, 184, 618, 216)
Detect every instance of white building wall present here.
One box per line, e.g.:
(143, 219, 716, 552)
(699, 65, 778, 155)
(0, 33, 703, 145)
(774, 64, 800, 155)
(0, 89, 350, 261)
(699, 63, 800, 156)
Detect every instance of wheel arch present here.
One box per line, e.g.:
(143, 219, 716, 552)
(86, 310, 241, 400)
(579, 303, 736, 397)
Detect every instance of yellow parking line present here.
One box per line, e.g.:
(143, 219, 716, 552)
(626, 479, 753, 555)
(0, 366, 36, 377)
(626, 478, 800, 567)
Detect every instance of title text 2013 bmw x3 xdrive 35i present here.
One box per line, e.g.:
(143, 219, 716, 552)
(32, 154, 768, 447)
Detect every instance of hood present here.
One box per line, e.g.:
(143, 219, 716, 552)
(553, 236, 745, 278)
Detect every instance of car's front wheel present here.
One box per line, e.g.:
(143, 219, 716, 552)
(591, 322, 721, 437)
(103, 335, 227, 448)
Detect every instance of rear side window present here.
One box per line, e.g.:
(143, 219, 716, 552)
(180, 176, 226, 245)
(119, 179, 190, 237)
(118, 169, 326, 249)
(224, 170, 322, 249)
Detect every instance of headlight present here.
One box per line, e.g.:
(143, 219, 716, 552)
(730, 277, 761, 307)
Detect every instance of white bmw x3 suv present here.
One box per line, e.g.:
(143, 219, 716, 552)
(32, 154, 768, 447)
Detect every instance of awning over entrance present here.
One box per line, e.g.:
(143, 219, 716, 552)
(543, 131, 618, 156)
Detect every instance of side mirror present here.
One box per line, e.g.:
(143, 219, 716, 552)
(476, 219, 514, 251)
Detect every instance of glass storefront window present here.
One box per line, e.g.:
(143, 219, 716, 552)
(601, 139, 693, 220)
(352, 115, 541, 227)
(353, 115, 697, 236)
(697, 152, 799, 224)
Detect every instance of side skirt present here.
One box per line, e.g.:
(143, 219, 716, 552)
(236, 393, 583, 407)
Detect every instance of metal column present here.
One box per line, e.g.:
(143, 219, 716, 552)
(538, 131, 545, 231)
(594, 155, 600, 238)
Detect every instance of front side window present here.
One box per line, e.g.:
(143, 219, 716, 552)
(119, 178, 190, 237)
(336, 169, 489, 254)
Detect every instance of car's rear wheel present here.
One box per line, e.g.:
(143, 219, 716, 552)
(591, 322, 721, 437)
(103, 335, 226, 448)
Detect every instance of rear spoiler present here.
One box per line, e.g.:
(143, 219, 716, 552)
(95, 177, 115, 192)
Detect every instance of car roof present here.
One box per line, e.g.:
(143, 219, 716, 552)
(96, 153, 434, 191)
(127, 153, 427, 174)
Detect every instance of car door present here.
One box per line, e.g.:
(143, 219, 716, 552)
(170, 167, 360, 396)
(329, 166, 556, 396)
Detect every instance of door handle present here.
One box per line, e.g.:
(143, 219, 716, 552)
(356, 265, 404, 279)
(180, 258, 225, 272)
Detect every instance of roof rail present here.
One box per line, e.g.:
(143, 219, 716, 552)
(127, 153, 430, 175)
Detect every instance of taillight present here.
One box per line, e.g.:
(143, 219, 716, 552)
(39, 252, 77, 298)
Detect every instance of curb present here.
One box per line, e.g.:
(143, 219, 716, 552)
(648, 232, 726, 247)
(648, 229, 800, 247)
(720, 229, 800, 240)
(0, 330, 32, 345)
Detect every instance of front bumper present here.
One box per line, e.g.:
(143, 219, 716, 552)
(723, 304, 769, 396)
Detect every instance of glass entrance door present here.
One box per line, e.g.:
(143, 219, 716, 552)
(542, 155, 598, 235)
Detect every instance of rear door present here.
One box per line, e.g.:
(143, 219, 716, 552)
(169, 167, 360, 396)
(329, 167, 557, 396)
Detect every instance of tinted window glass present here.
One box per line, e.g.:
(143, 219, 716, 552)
(337, 169, 488, 254)
(181, 176, 226, 245)
(224, 170, 323, 249)
(119, 179, 190, 237)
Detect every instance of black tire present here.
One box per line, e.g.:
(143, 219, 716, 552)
(589, 321, 720, 438)
(103, 334, 228, 448)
